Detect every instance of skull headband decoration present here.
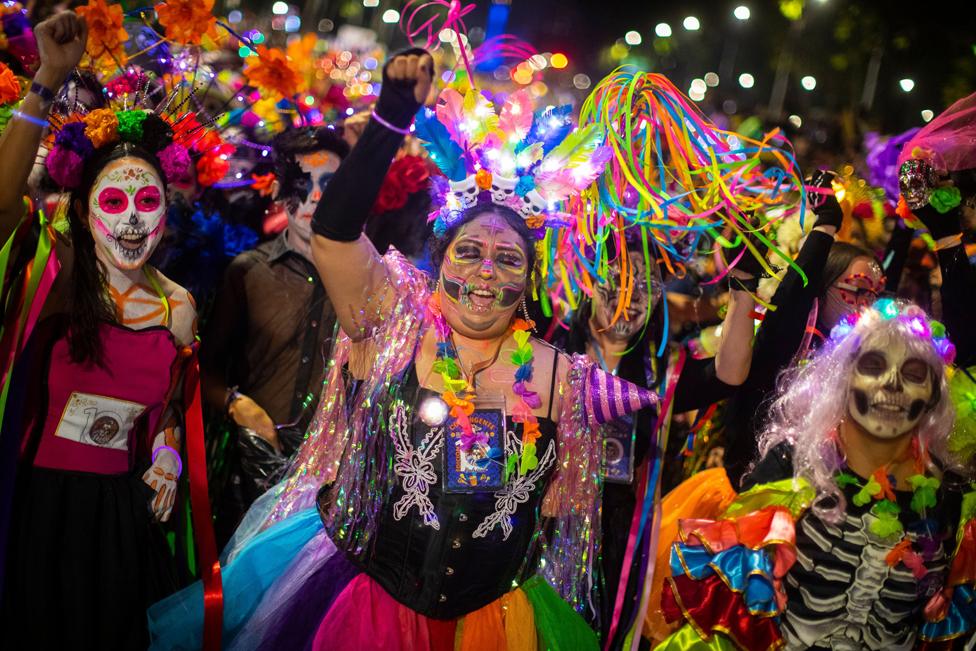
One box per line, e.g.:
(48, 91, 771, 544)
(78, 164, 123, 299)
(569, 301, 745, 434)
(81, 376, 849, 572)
(415, 87, 611, 237)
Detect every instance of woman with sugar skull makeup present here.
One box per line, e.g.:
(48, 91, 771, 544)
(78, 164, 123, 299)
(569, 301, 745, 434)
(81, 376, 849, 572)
(148, 50, 662, 651)
(0, 12, 221, 648)
(651, 298, 976, 649)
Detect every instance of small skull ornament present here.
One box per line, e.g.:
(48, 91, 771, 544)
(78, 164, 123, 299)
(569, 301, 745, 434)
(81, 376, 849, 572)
(519, 190, 548, 219)
(899, 159, 937, 210)
(449, 176, 480, 209)
(490, 174, 518, 205)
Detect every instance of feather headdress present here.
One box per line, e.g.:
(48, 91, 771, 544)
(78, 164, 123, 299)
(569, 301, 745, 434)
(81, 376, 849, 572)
(417, 86, 611, 235)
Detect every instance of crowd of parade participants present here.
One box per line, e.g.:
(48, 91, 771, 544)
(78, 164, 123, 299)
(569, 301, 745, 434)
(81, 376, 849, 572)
(3, 5, 976, 650)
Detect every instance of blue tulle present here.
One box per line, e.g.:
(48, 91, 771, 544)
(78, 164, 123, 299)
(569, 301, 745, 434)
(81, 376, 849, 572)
(920, 584, 976, 641)
(671, 543, 779, 616)
(147, 508, 323, 650)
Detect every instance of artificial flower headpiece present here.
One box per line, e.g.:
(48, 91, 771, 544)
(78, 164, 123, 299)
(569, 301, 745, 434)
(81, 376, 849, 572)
(416, 87, 610, 235)
(45, 70, 233, 191)
(0, 2, 38, 71)
(829, 297, 956, 365)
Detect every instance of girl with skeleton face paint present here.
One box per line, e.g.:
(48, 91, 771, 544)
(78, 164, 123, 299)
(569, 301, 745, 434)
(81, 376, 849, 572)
(0, 15, 208, 647)
(656, 300, 974, 650)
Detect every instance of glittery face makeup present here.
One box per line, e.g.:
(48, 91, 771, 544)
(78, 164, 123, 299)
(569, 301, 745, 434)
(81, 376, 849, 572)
(822, 257, 884, 329)
(591, 255, 662, 342)
(438, 214, 529, 337)
(87, 157, 166, 270)
(286, 150, 341, 245)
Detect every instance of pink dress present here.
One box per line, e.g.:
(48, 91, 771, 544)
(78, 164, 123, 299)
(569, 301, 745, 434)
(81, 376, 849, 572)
(3, 318, 184, 649)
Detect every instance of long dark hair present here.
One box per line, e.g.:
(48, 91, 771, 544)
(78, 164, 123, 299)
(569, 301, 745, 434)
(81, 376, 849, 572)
(820, 241, 874, 294)
(428, 203, 539, 273)
(66, 142, 168, 366)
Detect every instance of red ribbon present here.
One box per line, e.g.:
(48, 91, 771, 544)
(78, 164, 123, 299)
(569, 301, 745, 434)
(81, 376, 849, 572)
(183, 354, 223, 650)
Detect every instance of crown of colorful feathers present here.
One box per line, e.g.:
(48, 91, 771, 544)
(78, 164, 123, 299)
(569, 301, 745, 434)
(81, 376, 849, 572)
(417, 87, 610, 235)
(45, 70, 233, 191)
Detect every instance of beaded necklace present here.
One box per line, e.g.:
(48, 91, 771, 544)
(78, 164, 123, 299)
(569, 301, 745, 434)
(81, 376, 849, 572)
(428, 295, 540, 477)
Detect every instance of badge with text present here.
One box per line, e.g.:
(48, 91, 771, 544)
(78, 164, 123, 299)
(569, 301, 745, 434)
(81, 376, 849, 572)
(602, 416, 636, 484)
(54, 391, 146, 451)
(443, 395, 506, 493)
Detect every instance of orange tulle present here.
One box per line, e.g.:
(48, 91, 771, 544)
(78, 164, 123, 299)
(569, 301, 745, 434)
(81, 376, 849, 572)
(949, 519, 976, 586)
(644, 468, 737, 643)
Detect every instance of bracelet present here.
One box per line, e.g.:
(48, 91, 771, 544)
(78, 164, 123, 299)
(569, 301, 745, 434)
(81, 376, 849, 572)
(12, 110, 48, 129)
(152, 445, 183, 478)
(371, 109, 412, 136)
(225, 385, 243, 413)
(29, 81, 55, 106)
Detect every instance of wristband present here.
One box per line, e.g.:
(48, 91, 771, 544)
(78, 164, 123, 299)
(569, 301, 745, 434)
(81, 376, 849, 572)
(152, 445, 183, 478)
(12, 110, 48, 129)
(29, 81, 55, 106)
(371, 109, 412, 136)
(225, 385, 243, 413)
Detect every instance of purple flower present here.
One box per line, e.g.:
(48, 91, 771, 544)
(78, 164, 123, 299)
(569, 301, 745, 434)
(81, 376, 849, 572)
(54, 122, 94, 158)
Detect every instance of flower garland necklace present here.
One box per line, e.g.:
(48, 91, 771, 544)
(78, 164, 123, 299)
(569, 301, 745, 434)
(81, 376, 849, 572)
(428, 295, 541, 479)
(833, 436, 941, 579)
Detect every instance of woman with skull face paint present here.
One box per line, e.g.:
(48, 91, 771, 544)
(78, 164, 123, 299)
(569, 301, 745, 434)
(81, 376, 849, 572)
(147, 51, 660, 650)
(558, 232, 760, 647)
(0, 13, 210, 648)
(653, 298, 976, 649)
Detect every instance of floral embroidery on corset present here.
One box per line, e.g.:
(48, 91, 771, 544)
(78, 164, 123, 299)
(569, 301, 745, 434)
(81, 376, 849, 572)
(473, 429, 557, 541)
(390, 401, 444, 529)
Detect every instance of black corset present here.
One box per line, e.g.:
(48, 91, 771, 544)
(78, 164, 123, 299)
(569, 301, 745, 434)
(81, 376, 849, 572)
(361, 385, 558, 619)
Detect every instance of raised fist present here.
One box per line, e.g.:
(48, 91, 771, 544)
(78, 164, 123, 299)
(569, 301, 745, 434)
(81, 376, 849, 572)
(375, 49, 435, 129)
(34, 11, 87, 79)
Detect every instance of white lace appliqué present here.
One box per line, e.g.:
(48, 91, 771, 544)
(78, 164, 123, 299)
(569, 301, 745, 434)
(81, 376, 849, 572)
(390, 402, 444, 529)
(472, 431, 556, 541)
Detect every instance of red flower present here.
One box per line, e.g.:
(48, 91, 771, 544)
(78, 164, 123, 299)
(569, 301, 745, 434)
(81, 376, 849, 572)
(371, 155, 431, 214)
(196, 151, 231, 187)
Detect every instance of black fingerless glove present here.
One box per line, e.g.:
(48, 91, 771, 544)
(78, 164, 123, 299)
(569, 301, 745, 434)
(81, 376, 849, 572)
(373, 47, 430, 129)
(809, 170, 843, 230)
(311, 49, 433, 242)
(914, 203, 962, 240)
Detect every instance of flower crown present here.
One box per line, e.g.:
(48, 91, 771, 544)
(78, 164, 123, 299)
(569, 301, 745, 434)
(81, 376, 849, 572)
(829, 297, 956, 365)
(0, 2, 37, 71)
(416, 87, 610, 236)
(45, 73, 232, 191)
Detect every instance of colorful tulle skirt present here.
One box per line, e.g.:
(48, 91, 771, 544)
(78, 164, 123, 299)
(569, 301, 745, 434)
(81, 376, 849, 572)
(147, 507, 599, 651)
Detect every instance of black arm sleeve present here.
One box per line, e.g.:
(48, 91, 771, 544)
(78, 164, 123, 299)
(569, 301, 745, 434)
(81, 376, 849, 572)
(671, 356, 736, 415)
(883, 223, 913, 293)
(310, 118, 406, 242)
(722, 230, 834, 486)
(938, 244, 976, 367)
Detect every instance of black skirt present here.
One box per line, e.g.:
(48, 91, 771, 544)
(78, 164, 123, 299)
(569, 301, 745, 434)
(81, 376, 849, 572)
(2, 465, 177, 650)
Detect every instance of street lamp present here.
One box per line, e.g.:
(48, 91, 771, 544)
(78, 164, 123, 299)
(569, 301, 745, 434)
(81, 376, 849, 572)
(738, 73, 755, 88)
(800, 75, 816, 90)
(655, 23, 672, 37)
(733, 6, 750, 20)
(900, 78, 915, 92)
(683, 16, 701, 31)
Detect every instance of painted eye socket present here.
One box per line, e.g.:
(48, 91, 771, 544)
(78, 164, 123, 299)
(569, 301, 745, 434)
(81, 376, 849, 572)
(97, 187, 128, 214)
(453, 245, 481, 261)
(496, 253, 524, 267)
(901, 358, 929, 384)
(856, 351, 888, 377)
(134, 186, 162, 212)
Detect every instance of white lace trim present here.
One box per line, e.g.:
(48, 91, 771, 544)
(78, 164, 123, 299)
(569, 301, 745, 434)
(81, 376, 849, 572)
(472, 431, 557, 541)
(390, 402, 444, 530)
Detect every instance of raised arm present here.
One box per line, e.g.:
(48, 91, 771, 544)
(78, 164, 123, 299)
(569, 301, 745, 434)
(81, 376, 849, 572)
(310, 51, 433, 340)
(0, 12, 86, 243)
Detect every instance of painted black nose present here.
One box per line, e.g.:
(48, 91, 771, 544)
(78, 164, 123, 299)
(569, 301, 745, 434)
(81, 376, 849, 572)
(129, 214, 139, 225)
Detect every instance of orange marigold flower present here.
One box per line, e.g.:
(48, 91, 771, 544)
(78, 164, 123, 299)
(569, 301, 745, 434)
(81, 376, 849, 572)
(83, 108, 119, 149)
(76, 0, 128, 64)
(0, 63, 20, 104)
(244, 46, 300, 100)
(154, 0, 218, 46)
(251, 172, 276, 197)
(196, 151, 230, 187)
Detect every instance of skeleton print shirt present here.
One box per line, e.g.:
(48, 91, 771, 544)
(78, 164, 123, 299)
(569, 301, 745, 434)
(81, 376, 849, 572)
(743, 443, 965, 651)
